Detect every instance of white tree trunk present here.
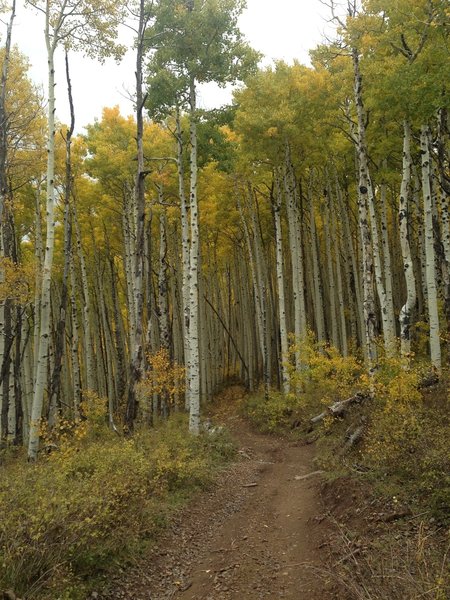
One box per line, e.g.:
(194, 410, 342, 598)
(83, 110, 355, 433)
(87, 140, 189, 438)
(73, 203, 95, 391)
(421, 125, 441, 370)
(28, 32, 57, 460)
(273, 172, 290, 393)
(324, 187, 339, 348)
(284, 144, 306, 368)
(336, 180, 362, 347)
(330, 189, 348, 356)
(69, 247, 81, 418)
(158, 206, 170, 352)
(352, 48, 377, 367)
(188, 78, 201, 434)
(399, 121, 417, 357)
(308, 180, 326, 342)
(380, 179, 396, 350)
(175, 110, 191, 410)
(238, 195, 265, 385)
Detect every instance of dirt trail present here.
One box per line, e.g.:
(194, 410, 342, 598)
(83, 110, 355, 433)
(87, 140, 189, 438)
(103, 412, 331, 600)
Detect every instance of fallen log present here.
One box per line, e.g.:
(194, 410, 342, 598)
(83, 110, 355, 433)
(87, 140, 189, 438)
(345, 425, 365, 448)
(310, 392, 371, 425)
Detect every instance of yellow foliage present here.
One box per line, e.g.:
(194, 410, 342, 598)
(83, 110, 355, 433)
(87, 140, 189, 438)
(0, 257, 35, 304)
(0, 414, 234, 598)
(289, 333, 365, 405)
(364, 358, 423, 466)
(138, 348, 185, 412)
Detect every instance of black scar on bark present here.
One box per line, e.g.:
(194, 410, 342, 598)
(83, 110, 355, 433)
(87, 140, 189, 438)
(359, 185, 368, 194)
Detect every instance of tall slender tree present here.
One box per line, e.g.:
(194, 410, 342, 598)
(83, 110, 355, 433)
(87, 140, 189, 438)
(26, 0, 126, 460)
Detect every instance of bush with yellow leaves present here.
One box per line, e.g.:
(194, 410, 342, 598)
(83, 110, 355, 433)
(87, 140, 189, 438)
(137, 348, 185, 418)
(244, 336, 449, 522)
(364, 364, 449, 522)
(364, 357, 422, 471)
(0, 396, 234, 599)
(244, 336, 365, 434)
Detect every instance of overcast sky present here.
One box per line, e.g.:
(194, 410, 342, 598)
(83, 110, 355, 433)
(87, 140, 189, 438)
(12, 0, 332, 131)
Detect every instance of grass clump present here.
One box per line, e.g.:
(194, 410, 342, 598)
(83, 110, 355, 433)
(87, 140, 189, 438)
(0, 396, 235, 599)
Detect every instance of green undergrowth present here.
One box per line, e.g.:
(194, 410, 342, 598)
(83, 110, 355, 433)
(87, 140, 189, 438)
(243, 343, 449, 597)
(244, 342, 449, 522)
(0, 400, 235, 599)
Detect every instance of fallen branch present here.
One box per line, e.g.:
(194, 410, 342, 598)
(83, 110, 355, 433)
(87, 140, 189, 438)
(345, 423, 366, 448)
(294, 470, 324, 481)
(311, 392, 370, 425)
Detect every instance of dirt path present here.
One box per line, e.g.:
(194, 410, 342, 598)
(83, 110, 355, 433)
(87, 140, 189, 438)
(102, 413, 331, 600)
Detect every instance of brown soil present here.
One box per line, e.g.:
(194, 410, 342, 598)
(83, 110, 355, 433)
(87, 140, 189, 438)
(101, 405, 334, 599)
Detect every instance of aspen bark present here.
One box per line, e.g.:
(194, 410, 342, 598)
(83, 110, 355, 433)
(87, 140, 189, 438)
(337, 181, 361, 347)
(308, 180, 326, 342)
(250, 188, 271, 394)
(188, 77, 201, 434)
(324, 187, 339, 349)
(330, 189, 348, 356)
(284, 144, 306, 367)
(0, 7, 15, 410)
(399, 121, 416, 357)
(73, 203, 95, 391)
(380, 179, 396, 347)
(28, 18, 58, 460)
(126, 0, 149, 426)
(273, 172, 290, 393)
(69, 247, 81, 418)
(421, 125, 441, 370)
(238, 192, 266, 390)
(352, 48, 395, 356)
(48, 51, 74, 416)
(352, 47, 377, 367)
(158, 207, 170, 352)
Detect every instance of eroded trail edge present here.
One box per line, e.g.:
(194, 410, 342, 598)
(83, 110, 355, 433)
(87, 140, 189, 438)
(103, 414, 330, 600)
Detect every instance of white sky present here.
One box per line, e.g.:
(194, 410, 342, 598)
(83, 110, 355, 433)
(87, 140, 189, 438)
(11, 0, 333, 131)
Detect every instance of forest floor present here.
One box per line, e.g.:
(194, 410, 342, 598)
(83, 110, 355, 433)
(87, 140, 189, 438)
(101, 391, 335, 600)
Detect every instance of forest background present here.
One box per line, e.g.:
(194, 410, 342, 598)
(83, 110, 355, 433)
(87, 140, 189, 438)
(0, 0, 448, 598)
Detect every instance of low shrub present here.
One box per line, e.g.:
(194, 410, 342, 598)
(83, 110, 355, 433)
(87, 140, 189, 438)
(0, 399, 235, 599)
(244, 340, 449, 523)
(243, 338, 365, 434)
(243, 391, 300, 433)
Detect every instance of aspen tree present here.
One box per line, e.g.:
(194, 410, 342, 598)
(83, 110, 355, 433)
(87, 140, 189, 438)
(399, 121, 417, 357)
(0, 1, 15, 443)
(273, 171, 289, 393)
(249, 187, 271, 394)
(337, 180, 362, 347)
(284, 144, 306, 367)
(330, 186, 348, 356)
(48, 52, 74, 417)
(421, 125, 441, 370)
(26, 0, 126, 460)
(352, 46, 395, 356)
(380, 178, 396, 347)
(238, 192, 265, 388)
(324, 186, 339, 349)
(69, 244, 81, 418)
(147, 0, 257, 432)
(351, 45, 378, 367)
(308, 178, 326, 343)
(157, 206, 170, 353)
(125, 0, 155, 426)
